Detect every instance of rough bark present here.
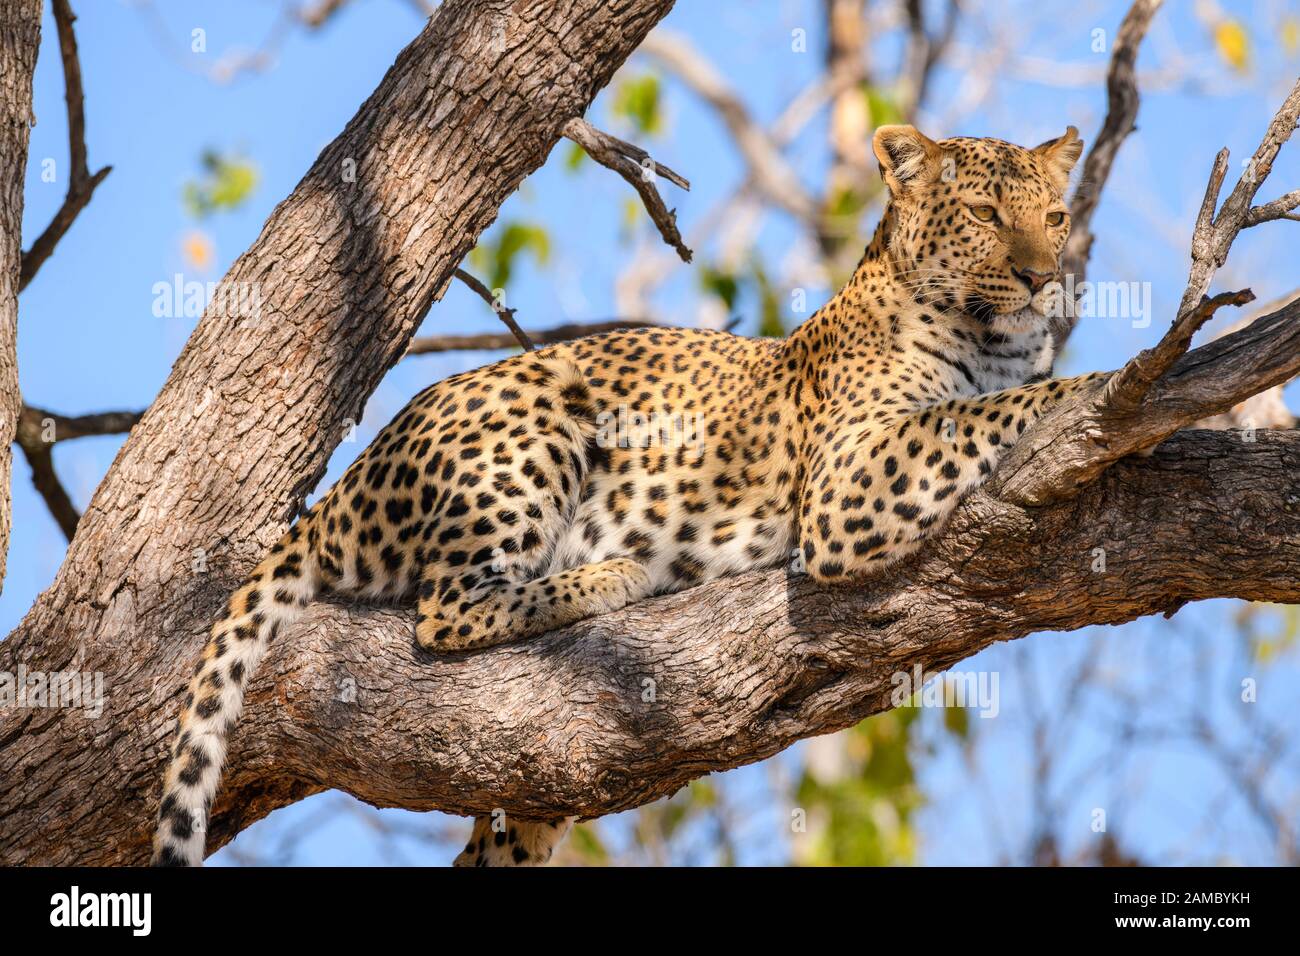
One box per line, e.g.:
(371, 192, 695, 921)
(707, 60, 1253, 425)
(0, 0, 676, 865)
(0, 0, 42, 592)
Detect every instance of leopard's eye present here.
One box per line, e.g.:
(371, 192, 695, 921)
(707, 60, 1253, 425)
(969, 204, 997, 223)
(1045, 210, 1066, 226)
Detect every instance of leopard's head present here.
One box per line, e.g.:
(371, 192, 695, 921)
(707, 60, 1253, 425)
(872, 124, 1082, 335)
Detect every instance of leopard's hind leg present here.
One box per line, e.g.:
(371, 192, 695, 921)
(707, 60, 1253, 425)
(415, 557, 651, 650)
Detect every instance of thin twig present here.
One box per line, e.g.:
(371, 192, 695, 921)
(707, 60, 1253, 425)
(1244, 188, 1300, 227)
(15, 442, 78, 542)
(297, 0, 351, 28)
(20, 405, 143, 442)
(452, 268, 535, 351)
(19, 0, 111, 292)
(900, 0, 961, 120)
(13, 404, 143, 540)
(1176, 76, 1300, 322)
(576, 124, 689, 190)
(638, 30, 817, 231)
(563, 117, 692, 263)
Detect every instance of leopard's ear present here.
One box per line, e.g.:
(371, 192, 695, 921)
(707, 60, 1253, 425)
(872, 125, 941, 195)
(1033, 126, 1083, 190)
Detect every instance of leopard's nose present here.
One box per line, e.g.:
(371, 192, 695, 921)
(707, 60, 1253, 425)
(1012, 267, 1054, 294)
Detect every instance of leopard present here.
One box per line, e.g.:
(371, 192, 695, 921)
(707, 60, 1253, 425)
(152, 123, 1109, 867)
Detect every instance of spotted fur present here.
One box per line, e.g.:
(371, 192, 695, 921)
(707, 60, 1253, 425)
(152, 125, 1107, 867)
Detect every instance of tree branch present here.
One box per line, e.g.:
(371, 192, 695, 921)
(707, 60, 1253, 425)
(1177, 76, 1300, 320)
(18, 0, 111, 293)
(899, 0, 961, 120)
(452, 267, 535, 351)
(992, 291, 1300, 506)
(18, 404, 142, 443)
(563, 116, 692, 263)
(3, 0, 1297, 870)
(406, 319, 651, 356)
(12, 404, 143, 540)
(23, 425, 1300, 866)
(14, 438, 76, 540)
(1196, 289, 1299, 430)
(1244, 187, 1300, 226)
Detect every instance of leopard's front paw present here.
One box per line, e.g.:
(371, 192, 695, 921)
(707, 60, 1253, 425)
(593, 558, 654, 611)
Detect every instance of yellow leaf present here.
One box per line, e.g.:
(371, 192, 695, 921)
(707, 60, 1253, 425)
(1283, 16, 1299, 55)
(1213, 19, 1249, 72)
(182, 230, 214, 271)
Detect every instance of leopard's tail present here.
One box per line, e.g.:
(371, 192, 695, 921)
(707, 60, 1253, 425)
(151, 517, 321, 866)
(453, 815, 577, 867)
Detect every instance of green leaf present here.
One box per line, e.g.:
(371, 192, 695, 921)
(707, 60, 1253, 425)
(751, 260, 785, 337)
(612, 73, 663, 136)
(470, 221, 551, 291)
(567, 822, 609, 864)
(942, 696, 971, 740)
(792, 709, 924, 866)
(564, 141, 588, 171)
(182, 149, 259, 219)
(699, 265, 740, 312)
(620, 197, 642, 232)
(864, 85, 904, 127)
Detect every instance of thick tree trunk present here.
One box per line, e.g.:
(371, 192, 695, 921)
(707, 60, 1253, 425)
(0, 0, 42, 592)
(0, 0, 676, 865)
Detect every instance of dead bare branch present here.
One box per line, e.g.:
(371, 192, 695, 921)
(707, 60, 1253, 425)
(1244, 187, 1300, 226)
(18, 0, 111, 292)
(1005, 73, 1300, 505)
(452, 268, 535, 351)
(1105, 288, 1255, 410)
(563, 117, 692, 263)
(992, 292, 1300, 507)
(13, 404, 144, 540)
(1177, 76, 1300, 320)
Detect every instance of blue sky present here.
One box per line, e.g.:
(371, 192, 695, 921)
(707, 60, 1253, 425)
(5, 0, 1299, 864)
